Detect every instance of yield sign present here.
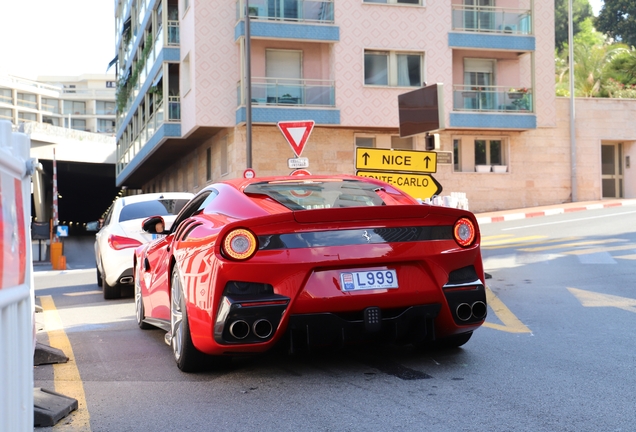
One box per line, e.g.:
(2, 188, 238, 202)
(277, 120, 315, 157)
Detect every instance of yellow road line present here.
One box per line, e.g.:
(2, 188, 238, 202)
(563, 244, 636, 256)
(520, 238, 626, 252)
(481, 234, 514, 241)
(483, 286, 532, 334)
(40, 296, 92, 431)
(481, 235, 547, 247)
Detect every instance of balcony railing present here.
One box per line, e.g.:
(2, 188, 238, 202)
(237, 0, 334, 23)
(452, 5, 532, 35)
(239, 77, 336, 107)
(453, 85, 533, 112)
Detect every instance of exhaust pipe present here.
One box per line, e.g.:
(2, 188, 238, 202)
(120, 276, 134, 284)
(252, 319, 273, 339)
(471, 301, 487, 320)
(456, 303, 473, 321)
(229, 320, 250, 339)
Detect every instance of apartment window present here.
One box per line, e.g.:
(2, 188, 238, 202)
(453, 136, 508, 172)
(0, 88, 11, 104)
(63, 100, 86, 115)
(17, 93, 37, 109)
(220, 137, 228, 176)
(364, 0, 421, 4)
(355, 136, 376, 148)
(391, 136, 413, 150)
(43, 116, 59, 127)
(42, 98, 58, 113)
(106, 81, 116, 88)
(97, 119, 115, 133)
(65, 118, 86, 131)
(0, 108, 13, 121)
(96, 101, 116, 115)
(364, 51, 423, 87)
(206, 147, 212, 181)
(18, 112, 37, 122)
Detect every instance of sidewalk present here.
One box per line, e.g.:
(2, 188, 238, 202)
(474, 198, 636, 225)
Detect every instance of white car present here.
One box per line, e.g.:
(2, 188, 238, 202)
(94, 192, 193, 299)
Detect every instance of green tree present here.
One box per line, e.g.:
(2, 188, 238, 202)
(595, 0, 636, 47)
(555, 0, 593, 52)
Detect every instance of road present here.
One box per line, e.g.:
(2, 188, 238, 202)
(33, 206, 636, 431)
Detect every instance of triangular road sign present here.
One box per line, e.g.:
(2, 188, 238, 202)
(277, 120, 315, 158)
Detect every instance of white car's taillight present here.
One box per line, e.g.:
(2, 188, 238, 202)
(108, 234, 143, 250)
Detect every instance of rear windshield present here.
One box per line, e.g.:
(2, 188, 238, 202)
(119, 199, 190, 222)
(243, 179, 387, 210)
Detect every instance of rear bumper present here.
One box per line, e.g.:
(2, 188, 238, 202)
(286, 304, 442, 351)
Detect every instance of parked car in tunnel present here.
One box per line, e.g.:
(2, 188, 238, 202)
(133, 175, 487, 372)
(93, 192, 193, 299)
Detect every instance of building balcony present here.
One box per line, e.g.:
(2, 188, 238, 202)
(241, 77, 335, 107)
(453, 85, 533, 112)
(450, 85, 536, 130)
(451, 4, 532, 35)
(235, 0, 338, 42)
(236, 77, 339, 124)
(237, 0, 334, 23)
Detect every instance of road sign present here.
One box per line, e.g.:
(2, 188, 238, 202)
(277, 120, 315, 157)
(355, 147, 437, 173)
(243, 168, 255, 179)
(290, 169, 311, 176)
(357, 171, 442, 199)
(288, 157, 309, 169)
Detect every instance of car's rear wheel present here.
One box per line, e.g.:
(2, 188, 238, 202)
(101, 262, 121, 300)
(436, 331, 473, 348)
(170, 265, 209, 372)
(135, 270, 152, 330)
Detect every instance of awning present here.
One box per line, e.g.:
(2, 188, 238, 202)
(107, 55, 118, 71)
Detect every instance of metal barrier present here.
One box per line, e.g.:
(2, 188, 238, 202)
(0, 120, 35, 431)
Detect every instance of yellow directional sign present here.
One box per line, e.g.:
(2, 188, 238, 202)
(356, 147, 437, 173)
(356, 171, 442, 199)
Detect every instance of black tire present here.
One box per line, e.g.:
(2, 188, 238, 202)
(96, 266, 103, 288)
(135, 270, 152, 330)
(435, 332, 473, 348)
(102, 263, 121, 300)
(170, 265, 209, 372)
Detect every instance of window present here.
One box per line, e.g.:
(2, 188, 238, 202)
(106, 81, 116, 88)
(63, 100, 86, 115)
(0, 108, 12, 121)
(17, 93, 37, 109)
(42, 98, 58, 113)
(96, 101, 116, 115)
(0, 88, 11, 104)
(206, 147, 212, 181)
(391, 136, 413, 150)
(18, 112, 36, 122)
(355, 136, 375, 148)
(453, 136, 507, 172)
(65, 118, 86, 130)
(463, 58, 495, 110)
(365, 51, 423, 87)
(43, 116, 59, 127)
(97, 119, 115, 133)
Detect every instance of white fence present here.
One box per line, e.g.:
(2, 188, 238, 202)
(0, 120, 35, 431)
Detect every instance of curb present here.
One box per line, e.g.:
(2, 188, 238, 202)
(476, 200, 636, 225)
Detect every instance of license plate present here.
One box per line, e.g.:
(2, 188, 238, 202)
(340, 270, 398, 291)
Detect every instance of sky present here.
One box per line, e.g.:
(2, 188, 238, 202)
(0, 0, 115, 80)
(0, 0, 605, 80)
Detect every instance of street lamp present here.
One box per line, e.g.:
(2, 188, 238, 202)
(245, 0, 253, 169)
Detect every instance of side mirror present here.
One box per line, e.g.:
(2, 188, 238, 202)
(141, 216, 166, 234)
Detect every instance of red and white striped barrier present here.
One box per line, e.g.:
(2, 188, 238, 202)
(0, 120, 35, 431)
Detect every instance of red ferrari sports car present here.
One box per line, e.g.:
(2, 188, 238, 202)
(134, 175, 487, 372)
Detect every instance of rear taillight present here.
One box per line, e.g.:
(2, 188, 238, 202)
(453, 218, 476, 247)
(222, 228, 257, 260)
(108, 234, 143, 250)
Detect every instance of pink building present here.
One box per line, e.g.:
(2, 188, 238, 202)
(113, 0, 634, 212)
